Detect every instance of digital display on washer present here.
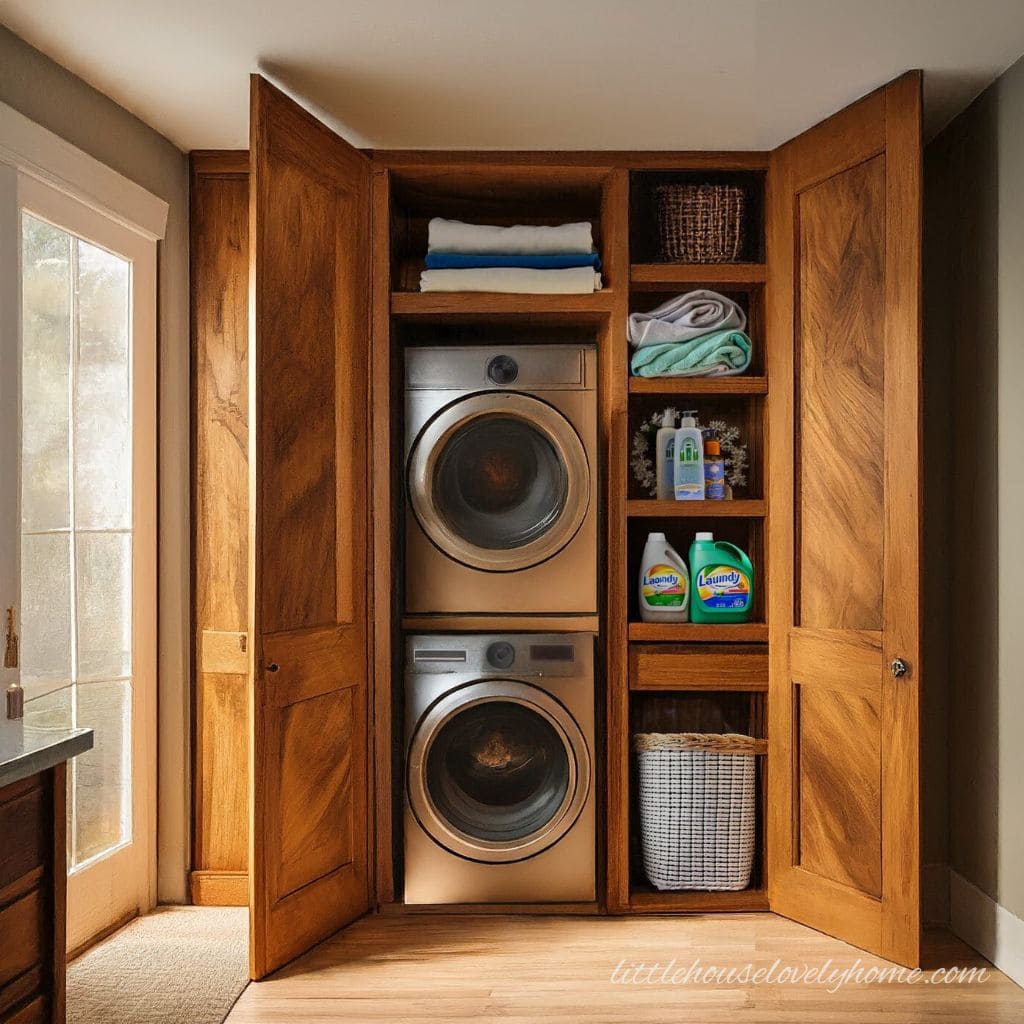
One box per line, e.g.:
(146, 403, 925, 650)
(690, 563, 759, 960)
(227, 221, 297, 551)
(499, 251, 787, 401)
(529, 644, 576, 663)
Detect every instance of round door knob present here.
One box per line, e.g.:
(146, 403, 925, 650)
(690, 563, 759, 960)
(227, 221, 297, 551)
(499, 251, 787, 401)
(890, 657, 908, 678)
(486, 355, 519, 385)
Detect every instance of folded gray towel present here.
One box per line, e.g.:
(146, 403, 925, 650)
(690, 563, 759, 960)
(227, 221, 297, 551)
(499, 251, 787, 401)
(628, 289, 746, 347)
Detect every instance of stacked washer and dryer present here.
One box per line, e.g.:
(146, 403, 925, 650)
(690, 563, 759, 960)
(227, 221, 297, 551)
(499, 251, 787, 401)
(403, 345, 598, 904)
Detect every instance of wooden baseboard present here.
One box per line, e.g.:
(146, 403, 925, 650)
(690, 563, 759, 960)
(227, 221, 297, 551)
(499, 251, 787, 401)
(378, 901, 601, 916)
(190, 870, 248, 906)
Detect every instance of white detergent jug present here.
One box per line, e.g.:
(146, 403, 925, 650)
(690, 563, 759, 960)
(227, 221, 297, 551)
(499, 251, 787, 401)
(638, 532, 690, 622)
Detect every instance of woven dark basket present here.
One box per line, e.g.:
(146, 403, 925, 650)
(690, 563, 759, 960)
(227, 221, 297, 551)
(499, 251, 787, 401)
(655, 183, 746, 263)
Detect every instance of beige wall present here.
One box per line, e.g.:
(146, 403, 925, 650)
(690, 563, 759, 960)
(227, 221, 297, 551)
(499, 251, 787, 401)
(0, 26, 192, 903)
(925, 54, 1024, 921)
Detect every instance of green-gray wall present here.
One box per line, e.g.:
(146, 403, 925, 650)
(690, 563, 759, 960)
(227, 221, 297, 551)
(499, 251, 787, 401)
(0, 25, 192, 904)
(926, 54, 1024, 923)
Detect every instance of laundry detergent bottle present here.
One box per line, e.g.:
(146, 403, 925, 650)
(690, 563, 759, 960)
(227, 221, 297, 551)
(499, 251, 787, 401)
(673, 410, 704, 500)
(688, 532, 754, 623)
(639, 532, 690, 622)
(655, 408, 677, 501)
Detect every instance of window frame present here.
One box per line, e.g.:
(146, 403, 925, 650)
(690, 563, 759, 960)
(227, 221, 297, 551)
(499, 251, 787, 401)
(0, 99, 165, 950)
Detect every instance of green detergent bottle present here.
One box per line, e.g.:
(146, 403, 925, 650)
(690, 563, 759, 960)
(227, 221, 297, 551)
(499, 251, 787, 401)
(688, 532, 755, 624)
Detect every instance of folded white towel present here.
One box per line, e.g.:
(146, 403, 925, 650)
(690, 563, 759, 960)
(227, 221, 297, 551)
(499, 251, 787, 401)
(427, 217, 594, 256)
(420, 267, 602, 294)
(628, 289, 747, 347)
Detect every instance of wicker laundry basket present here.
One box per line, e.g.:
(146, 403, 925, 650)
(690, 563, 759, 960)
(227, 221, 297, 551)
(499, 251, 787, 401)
(634, 732, 765, 891)
(654, 183, 746, 263)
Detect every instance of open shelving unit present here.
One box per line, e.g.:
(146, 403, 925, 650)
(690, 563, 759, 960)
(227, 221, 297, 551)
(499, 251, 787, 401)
(607, 160, 772, 914)
(372, 153, 772, 915)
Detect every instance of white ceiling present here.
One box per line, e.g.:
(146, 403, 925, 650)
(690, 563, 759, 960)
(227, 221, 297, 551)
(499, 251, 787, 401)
(3, 0, 1024, 153)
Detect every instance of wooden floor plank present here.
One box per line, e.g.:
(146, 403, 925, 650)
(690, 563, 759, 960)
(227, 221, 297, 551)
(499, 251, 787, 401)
(226, 914, 1023, 1023)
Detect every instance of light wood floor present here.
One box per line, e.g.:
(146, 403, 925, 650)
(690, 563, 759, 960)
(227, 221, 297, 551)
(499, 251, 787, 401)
(227, 913, 1023, 1023)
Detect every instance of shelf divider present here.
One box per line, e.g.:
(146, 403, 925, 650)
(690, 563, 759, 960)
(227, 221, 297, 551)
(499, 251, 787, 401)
(628, 622, 769, 643)
(628, 375, 767, 395)
(628, 888, 770, 913)
(391, 290, 614, 318)
(626, 498, 765, 518)
(630, 263, 766, 289)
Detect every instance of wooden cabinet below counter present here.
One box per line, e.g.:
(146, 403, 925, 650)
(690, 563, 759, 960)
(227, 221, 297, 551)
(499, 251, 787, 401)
(0, 770, 64, 1024)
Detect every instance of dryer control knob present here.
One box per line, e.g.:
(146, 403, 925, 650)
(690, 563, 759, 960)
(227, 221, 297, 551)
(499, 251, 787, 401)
(486, 641, 516, 670)
(487, 355, 519, 385)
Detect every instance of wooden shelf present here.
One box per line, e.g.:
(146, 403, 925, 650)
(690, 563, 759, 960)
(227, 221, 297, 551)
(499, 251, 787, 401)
(628, 622, 769, 643)
(628, 375, 767, 395)
(402, 614, 600, 632)
(626, 499, 765, 518)
(628, 888, 770, 913)
(390, 290, 614, 318)
(630, 263, 766, 289)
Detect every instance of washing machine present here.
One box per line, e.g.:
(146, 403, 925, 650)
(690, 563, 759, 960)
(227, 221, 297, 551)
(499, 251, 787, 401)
(404, 344, 597, 614)
(403, 633, 596, 904)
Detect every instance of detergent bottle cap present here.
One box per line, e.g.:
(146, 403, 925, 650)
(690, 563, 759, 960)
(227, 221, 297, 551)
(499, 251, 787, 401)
(694, 531, 714, 542)
(660, 408, 676, 428)
(680, 410, 698, 427)
(647, 532, 667, 542)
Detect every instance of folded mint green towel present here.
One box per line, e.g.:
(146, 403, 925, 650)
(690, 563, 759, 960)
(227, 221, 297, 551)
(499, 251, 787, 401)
(630, 329, 752, 378)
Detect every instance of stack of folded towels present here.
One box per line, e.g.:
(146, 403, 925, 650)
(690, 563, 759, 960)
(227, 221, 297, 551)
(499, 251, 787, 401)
(420, 218, 602, 294)
(628, 289, 752, 377)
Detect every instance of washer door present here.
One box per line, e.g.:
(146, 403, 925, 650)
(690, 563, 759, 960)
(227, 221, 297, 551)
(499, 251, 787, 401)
(408, 392, 590, 571)
(408, 681, 591, 863)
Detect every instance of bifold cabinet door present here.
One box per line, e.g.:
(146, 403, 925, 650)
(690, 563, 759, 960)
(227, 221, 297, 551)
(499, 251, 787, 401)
(248, 74, 372, 979)
(767, 72, 922, 966)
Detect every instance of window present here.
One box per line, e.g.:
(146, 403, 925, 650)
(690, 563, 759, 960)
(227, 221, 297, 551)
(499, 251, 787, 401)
(0, 100, 166, 949)
(21, 211, 134, 867)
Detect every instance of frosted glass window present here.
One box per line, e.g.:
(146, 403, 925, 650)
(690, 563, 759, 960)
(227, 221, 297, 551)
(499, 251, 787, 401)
(21, 212, 133, 870)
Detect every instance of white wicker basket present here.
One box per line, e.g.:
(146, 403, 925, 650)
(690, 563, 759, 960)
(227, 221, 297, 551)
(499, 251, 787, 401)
(634, 732, 765, 891)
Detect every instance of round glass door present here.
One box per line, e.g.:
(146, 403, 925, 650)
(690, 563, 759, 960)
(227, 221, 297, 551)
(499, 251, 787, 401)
(408, 393, 590, 571)
(408, 682, 591, 863)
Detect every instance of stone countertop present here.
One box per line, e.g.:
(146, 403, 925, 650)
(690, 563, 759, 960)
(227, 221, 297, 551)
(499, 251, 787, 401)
(0, 715, 93, 789)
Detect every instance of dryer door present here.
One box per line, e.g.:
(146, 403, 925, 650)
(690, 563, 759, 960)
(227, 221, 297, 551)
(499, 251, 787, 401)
(408, 392, 590, 571)
(408, 680, 591, 863)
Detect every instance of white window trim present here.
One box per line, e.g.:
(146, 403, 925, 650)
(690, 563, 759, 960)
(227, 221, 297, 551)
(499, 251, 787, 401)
(0, 101, 166, 943)
(0, 99, 168, 242)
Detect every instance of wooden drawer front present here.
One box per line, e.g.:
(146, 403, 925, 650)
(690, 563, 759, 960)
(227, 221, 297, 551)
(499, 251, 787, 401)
(0, 890, 44, 991)
(0, 782, 47, 893)
(630, 644, 768, 691)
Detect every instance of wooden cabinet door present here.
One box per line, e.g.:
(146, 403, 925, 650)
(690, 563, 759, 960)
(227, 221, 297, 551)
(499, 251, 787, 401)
(248, 74, 372, 979)
(766, 72, 922, 966)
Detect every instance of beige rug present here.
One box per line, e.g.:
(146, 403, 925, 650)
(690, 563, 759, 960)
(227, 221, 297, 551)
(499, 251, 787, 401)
(68, 907, 249, 1024)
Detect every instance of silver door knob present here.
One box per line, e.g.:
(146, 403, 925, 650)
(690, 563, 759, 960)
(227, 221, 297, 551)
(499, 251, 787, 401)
(890, 657, 908, 678)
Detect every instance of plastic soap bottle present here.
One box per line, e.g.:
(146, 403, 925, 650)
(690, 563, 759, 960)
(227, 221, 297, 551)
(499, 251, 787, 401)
(704, 434, 726, 500)
(689, 531, 755, 623)
(655, 409, 677, 501)
(673, 410, 704, 500)
(638, 532, 690, 622)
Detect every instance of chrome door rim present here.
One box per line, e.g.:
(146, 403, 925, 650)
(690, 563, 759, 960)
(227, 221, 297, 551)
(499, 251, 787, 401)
(407, 392, 590, 571)
(407, 681, 591, 863)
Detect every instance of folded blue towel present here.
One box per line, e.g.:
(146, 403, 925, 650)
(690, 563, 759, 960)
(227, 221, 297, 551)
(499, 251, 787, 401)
(630, 330, 752, 378)
(425, 251, 601, 270)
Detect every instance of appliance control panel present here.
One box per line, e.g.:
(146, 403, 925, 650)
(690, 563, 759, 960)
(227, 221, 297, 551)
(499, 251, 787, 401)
(407, 633, 592, 678)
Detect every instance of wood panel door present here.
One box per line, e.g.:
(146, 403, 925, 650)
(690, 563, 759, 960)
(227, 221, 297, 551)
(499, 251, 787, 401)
(248, 75, 373, 979)
(766, 72, 922, 966)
